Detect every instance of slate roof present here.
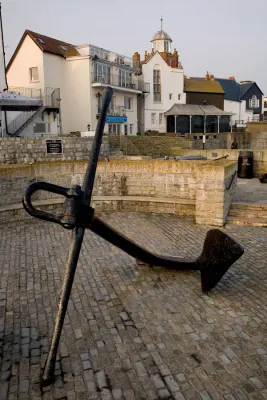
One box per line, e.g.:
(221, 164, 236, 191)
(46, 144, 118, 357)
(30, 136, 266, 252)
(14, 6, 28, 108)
(216, 79, 241, 101)
(164, 104, 233, 116)
(184, 78, 224, 94)
(239, 82, 255, 98)
(7, 30, 80, 71)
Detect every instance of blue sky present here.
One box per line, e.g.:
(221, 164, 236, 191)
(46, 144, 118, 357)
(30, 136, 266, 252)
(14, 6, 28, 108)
(2, 0, 267, 94)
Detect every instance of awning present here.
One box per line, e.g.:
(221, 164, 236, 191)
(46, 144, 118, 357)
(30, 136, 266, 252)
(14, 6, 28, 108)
(164, 104, 234, 116)
(0, 91, 43, 111)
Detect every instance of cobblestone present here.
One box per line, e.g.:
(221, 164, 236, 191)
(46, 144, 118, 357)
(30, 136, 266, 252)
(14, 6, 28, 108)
(1, 212, 267, 399)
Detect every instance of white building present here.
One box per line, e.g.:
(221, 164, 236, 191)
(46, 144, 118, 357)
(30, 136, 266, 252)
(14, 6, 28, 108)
(132, 21, 185, 133)
(6, 30, 149, 137)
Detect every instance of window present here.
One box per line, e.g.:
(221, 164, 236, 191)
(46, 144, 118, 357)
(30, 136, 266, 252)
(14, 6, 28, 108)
(153, 70, 161, 102)
(151, 113, 156, 125)
(169, 93, 172, 100)
(249, 95, 259, 108)
(60, 45, 68, 52)
(37, 38, 45, 44)
(29, 67, 39, 82)
(124, 96, 132, 110)
(124, 124, 128, 135)
(108, 124, 121, 135)
(130, 124, 133, 135)
(264, 101, 267, 108)
(159, 113, 163, 126)
(178, 94, 181, 100)
(94, 63, 110, 84)
(164, 40, 169, 52)
(119, 69, 132, 87)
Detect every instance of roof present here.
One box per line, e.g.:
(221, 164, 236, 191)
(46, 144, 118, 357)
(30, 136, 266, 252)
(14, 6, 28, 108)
(239, 82, 255, 98)
(7, 30, 80, 71)
(151, 30, 172, 42)
(184, 78, 224, 94)
(216, 78, 241, 101)
(164, 104, 234, 116)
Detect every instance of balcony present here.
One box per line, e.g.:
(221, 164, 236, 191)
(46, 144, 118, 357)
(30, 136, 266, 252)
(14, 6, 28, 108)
(91, 73, 150, 93)
(8, 87, 61, 109)
(97, 105, 125, 116)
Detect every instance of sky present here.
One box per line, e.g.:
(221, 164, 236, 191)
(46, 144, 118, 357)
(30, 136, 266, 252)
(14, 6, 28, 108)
(1, 0, 267, 94)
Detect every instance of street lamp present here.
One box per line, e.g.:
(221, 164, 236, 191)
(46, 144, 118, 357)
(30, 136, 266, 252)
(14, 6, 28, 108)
(199, 102, 207, 150)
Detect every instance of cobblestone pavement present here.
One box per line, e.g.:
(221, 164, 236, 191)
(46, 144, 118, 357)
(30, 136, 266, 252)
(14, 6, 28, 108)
(1, 212, 267, 400)
(234, 178, 267, 203)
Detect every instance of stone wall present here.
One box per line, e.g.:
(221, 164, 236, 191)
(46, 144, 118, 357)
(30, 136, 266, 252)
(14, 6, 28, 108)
(246, 122, 267, 134)
(0, 136, 109, 164)
(0, 159, 237, 226)
(195, 161, 237, 226)
(110, 135, 223, 157)
(168, 148, 267, 177)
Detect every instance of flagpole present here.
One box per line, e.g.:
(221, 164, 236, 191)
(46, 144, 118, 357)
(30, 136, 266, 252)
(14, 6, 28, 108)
(0, 2, 8, 91)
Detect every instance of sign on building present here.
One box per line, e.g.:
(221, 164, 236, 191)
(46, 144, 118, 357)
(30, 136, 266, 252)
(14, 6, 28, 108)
(106, 116, 127, 123)
(46, 139, 63, 154)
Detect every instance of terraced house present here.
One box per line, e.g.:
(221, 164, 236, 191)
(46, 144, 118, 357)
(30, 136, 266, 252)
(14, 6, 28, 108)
(6, 30, 149, 137)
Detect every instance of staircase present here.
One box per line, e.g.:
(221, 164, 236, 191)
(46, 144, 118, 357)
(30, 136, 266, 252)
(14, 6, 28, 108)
(227, 203, 267, 227)
(3, 106, 44, 137)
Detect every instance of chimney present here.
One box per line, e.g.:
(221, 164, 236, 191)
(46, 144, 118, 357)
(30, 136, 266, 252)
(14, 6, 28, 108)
(132, 52, 140, 69)
(205, 71, 210, 80)
(229, 76, 235, 80)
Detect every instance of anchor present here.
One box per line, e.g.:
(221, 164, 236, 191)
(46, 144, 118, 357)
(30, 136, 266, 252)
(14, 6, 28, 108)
(22, 87, 244, 385)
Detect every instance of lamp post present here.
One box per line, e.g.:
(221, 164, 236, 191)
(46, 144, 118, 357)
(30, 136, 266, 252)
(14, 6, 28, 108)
(199, 103, 206, 150)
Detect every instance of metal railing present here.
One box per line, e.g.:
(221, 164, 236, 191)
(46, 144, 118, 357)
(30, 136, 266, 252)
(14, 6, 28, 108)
(91, 73, 150, 93)
(8, 87, 60, 108)
(119, 136, 140, 156)
(99, 105, 125, 116)
(3, 106, 43, 136)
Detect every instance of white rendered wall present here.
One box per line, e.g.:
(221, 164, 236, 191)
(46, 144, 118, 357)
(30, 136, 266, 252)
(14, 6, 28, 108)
(142, 52, 185, 132)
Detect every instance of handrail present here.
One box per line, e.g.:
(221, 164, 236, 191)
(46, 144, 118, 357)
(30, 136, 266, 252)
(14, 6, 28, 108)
(226, 171, 237, 191)
(3, 106, 43, 136)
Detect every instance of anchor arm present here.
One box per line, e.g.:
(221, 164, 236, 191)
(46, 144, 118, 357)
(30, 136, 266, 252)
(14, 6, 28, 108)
(89, 214, 196, 269)
(89, 214, 244, 292)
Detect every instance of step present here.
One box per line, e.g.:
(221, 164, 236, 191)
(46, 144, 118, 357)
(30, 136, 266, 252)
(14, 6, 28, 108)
(227, 216, 267, 227)
(229, 209, 267, 219)
(231, 202, 267, 211)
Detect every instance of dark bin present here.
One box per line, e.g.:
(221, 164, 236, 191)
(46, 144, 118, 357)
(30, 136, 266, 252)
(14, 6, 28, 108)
(238, 151, 254, 179)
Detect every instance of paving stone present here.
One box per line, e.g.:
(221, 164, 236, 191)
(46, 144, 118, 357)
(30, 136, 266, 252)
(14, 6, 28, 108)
(164, 375, 180, 394)
(95, 371, 108, 390)
(1, 214, 267, 399)
(112, 388, 123, 400)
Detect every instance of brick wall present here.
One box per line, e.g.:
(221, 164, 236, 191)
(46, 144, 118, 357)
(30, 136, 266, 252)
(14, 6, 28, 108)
(0, 159, 237, 226)
(0, 136, 109, 164)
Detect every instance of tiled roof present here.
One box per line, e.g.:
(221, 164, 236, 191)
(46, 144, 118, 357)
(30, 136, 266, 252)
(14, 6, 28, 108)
(164, 104, 233, 116)
(7, 30, 80, 71)
(184, 78, 224, 94)
(216, 79, 241, 101)
(27, 30, 80, 57)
